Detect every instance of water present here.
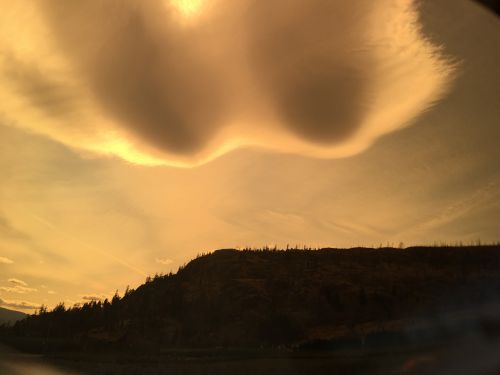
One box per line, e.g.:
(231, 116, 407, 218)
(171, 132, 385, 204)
(0, 345, 79, 375)
(3, 340, 500, 375)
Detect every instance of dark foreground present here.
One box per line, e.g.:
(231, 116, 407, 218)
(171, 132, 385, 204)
(2, 246, 500, 374)
(2, 337, 500, 375)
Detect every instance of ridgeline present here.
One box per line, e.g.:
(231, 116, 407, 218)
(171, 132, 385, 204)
(0, 308, 26, 326)
(2, 246, 500, 353)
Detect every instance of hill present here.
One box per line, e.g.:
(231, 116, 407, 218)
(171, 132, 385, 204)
(0, 307, 26, 325)
(3, 246, 500, 352)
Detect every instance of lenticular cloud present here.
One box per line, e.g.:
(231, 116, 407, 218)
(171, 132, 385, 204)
(0, 0, 454, 166)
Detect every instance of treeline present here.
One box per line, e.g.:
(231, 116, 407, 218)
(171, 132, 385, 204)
(2, 246, 500, 351)
(3, 291, 123, 339)
(0, 275, 166, 340)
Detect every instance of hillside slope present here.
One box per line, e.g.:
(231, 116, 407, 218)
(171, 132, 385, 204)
(5, 246, 500, 350)
(0, 307, 26, 325)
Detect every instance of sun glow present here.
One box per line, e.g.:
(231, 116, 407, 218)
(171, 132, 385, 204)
(170, 0, 205, 16)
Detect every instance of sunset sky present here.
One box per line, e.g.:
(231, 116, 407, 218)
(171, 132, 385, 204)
(1, 0, 499, 312)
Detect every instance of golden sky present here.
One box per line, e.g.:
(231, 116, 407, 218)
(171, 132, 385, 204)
(0, 0, 499, 312)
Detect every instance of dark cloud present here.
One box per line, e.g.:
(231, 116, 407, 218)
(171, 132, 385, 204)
(38, 0, 373, 150)
(4, 56, 77, 119)
(1, 0, 453, 165)
(39, 0, 227, 155)
(245, 0, 372, 143)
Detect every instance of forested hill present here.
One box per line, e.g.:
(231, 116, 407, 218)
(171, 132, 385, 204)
(0, 307, 26, 325)
(3, 246, 500, 351)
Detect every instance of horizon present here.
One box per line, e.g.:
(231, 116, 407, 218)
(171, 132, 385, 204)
(4, 242, 500, 316)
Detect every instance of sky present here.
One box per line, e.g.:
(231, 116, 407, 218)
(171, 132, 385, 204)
(0, 0, 499, 312)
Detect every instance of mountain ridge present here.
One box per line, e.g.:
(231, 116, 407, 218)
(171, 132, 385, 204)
(0, 307, 27, 325)
(3, 245, 500, 352)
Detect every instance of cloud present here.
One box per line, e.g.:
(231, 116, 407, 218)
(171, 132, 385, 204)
(0, 0, 454, 167)
(0, 297, 40, 310)
(155, 257, 173, 266)
(47, 290, 56, 295)
(405, 182, 500, 236)
(80, 294, 107, 302)
(8, 278, 28, 287)
(0, 212, 69, 266)
(0, 285, 37, 294)
(2, 279, 36, 293)
(0, 215, 27, 240)
(0, 257, 14, 264)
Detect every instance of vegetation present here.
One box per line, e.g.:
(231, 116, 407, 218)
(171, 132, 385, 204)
(2, 246, 500, 353)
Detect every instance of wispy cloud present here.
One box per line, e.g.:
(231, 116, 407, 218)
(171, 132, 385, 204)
(1, 278, 36, 293)
(0, 286, 37, 294)
(155, 257, 173, 266)
(0, 215, 30, 240)
(30, 214, 146, 277)
(8, 278, 28, 287)
(0, 297, 40, 310)
(0, 257, 14, 264)
(407, 182, 500, 236)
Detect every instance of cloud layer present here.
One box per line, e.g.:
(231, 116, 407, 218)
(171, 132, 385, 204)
(0, 0, 454, 166)
(0, 297, 40, 310)
(0, 257, 13, 265)
(8, 278, 28, 287)
(1, 278, 36, 294)
(0, 286, 37, 294)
